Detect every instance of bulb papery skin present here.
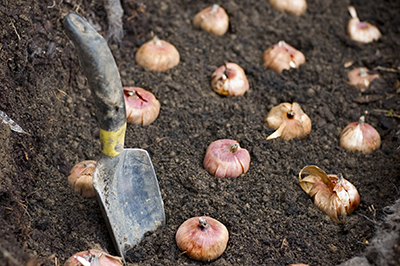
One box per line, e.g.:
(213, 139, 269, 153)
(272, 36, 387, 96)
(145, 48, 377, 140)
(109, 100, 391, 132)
(269, 0, 307, 16)
(263, 41, 305, 72)
(64, 249, 123, 266)
(265, 102, 311, 140)
(123, 87, 161, 126)
(135, 36, 180, 71)
(193, 4, 229, 36)
(175, 216, 229, 262)
(348, 67, 380, 91)
(203, 139, 250, 178)
(68, 160, 97, 198)
(347, 6, 381, 44)
(211, 63, 249, 96)
(299, 165, 360, 223)
(340, 116, 381, 154)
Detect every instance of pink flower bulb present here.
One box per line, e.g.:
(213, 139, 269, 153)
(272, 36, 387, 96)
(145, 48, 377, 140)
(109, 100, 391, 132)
(203, 139, 250, 178)
(175, 216, 229, 262)
(123, 87, 160, 126)
(64, 250, 122, 266)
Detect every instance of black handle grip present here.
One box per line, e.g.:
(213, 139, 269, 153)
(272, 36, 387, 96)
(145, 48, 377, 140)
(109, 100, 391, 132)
(64, 13, 126, 157)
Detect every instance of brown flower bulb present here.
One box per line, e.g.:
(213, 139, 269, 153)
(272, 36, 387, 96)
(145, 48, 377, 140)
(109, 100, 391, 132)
(340, 116, 381, 154)
(64, 250, 123, 266)
(193, 4, 229, 36)
(176, 216, 229, 262)
(211, 63, 249, 96)
(68, 160, 97, 198)
(299, 165, 360, 223)
(348, 67, 380, 91)
(265, 102, 311, 140)
(203, 139, 250, 178)
(347, 6, 381, 44)
(135, 36, 180, 71)
(263, 41, 305, 72)
(269, 0, 307, 16)
(123, 87, 160, 126)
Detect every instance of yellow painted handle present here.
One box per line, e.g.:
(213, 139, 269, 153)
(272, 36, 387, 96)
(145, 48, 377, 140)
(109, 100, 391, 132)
(100, 123, 127, 157)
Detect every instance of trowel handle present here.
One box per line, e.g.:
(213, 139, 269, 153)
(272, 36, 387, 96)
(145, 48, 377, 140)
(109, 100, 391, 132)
(64, 13, 126, 157)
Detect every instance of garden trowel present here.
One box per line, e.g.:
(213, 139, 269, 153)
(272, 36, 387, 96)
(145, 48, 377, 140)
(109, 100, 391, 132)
(63, 13, 165, 261)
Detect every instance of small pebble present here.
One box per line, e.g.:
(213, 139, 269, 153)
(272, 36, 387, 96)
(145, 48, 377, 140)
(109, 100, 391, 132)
(328, 244, 338, 253)
(306, 88, 316, 98)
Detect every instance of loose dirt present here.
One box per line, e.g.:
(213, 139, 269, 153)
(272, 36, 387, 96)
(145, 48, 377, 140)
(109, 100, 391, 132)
(1, 0, 399, 265)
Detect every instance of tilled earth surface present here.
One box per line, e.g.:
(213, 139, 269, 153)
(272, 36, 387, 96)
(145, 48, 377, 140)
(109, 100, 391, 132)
(1, 0, 400, 265)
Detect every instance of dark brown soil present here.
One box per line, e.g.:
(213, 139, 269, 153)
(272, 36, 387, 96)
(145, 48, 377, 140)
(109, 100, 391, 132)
(1, 0, 400, 265)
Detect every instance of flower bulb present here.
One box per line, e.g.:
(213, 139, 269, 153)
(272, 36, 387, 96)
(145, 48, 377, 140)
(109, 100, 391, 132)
(64, 250, 122, 266)
(263, 41, 305, 72)
(176, 216, 229, 262)
(340, 116, 381, 154)
(68, 161, 97, 198)
(299, 165, 360, 223)
(193, 4, 229, 36)
(135, 36, 180, 71)
(348, 67, 380, 91)
(269, 0, 307, 16)
(203, 139, 250, 178)
(265, 102, 311, 140)
(123, 87, 160, 126)
(347, 6, 381, 44)
(211, 62, 249, 96)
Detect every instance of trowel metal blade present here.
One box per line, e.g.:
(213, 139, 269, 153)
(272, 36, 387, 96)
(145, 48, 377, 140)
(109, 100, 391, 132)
(93, 148, 165, 260)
